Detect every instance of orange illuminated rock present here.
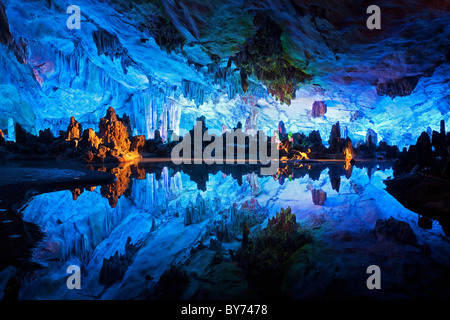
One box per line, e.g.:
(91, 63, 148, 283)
(98, 107, 131, 154)
(80, 128, 101, 150)
(66, 116, 82, 140)
(70, 188, 83, 201)
(0, 129, 4, 145)
(344, 138, 354, 162)
(100, 164, 132, 208)
(130, 135, 146, 152)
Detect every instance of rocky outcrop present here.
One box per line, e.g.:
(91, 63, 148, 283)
(79, 128, 101, 150)
(328, 121, 341, 154)
(432, 120, 448, 158)
(375, 75, 421, 98)
(229, 199, 267, 233)
(373, 217, 417, 245)
(100, 165, 133, 208)
(232, 207, 313, 298)
(311, 101, 327, 118)
(184, 193, 210, 226)
(0, 2, 26, 63)
(343, 138, 354, 161)
(395, 131, 433, 174)
(130, 135, 146, 153)
(38, 128, 55, 146)
(393, 119, 449, 177)
(307, 130, 327, 154)
(330, 175, 341, 192)
(14, 123, 36, 147)
(75, 107, 141, 163)
(366, 129, 378, 148)
(231, 13, 310, 105)
(384, 173, 450, 236)
(98, 107, 131, 155)
(413, 132, 433, 167)
(266, 207, 300, 235)
(378, 140, 400, 159)
(0, 129, 4, 146)
(99, 237, 138, 287)
(208, 199, 268, 243)
(150, 265, 189, 299)
(311, 188, 327, 205)
(70, 188, 83, 201)
(66, 116, 82, 141)
(1, 107, 146, 163)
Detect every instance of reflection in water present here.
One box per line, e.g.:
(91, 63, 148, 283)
(1, 160, 449, 300)
(84, 159, 393, 208)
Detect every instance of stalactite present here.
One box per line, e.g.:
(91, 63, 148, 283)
(92, 28, 133, 73)
(126, 84, 181, 140)
(207, 63, 244, 100)
(130, 170, 182, 214)
(99, 237, 138, 287)
(244, 104, 260, 135)
(181, 79, 218, 107)
(184, 193, 212, 225)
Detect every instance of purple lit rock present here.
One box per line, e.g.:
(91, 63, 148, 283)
(374, 217, 417, 245)
(311, 101, 327, 118)
(312, 188, 327, 206)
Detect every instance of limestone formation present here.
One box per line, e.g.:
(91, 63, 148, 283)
(98, 107, 131, 155)
(374, 217, 417, 245)
(99, 237, 138, 287)
(266, 207, 299, 234)
(70, 188, 83, 201)
(229, 198, 267, 233)
(38, 128, 55, 145)
(66, 116, 82, 141)
(231, 14, 310, 105)
(0, 129, 4, 146)
(328, 121, 341, 154)
(130, 135, 146, 153)
(15, 123, 36, 147)
(100, 165, 133, 208)
(311, 101, 327, 118)
(311, 188, 327, 205)
(366, 128, 378, 148)
(184, 193, 210, 226)
(79, 128, 101, 150)
(278, 120, 286, 137)
(344, 137, 354, 161)
(232, 207, 313, 298)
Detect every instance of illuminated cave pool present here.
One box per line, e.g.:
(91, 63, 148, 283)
(5, 161, 450, 299)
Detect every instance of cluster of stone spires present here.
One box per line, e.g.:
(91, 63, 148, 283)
(0, 106, 177, 163)
(394, 119, 449, 178)
(2, 106, 447, 173)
